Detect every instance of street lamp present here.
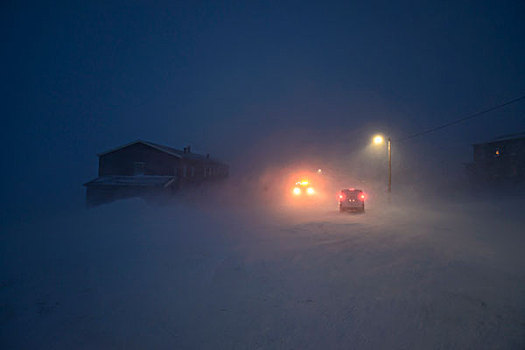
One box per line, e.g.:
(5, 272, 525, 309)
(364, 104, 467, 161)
(373, 135, 384, 145)
(372, 134, 392, 193)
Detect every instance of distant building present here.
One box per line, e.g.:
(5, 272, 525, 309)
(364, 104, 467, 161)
(84, 140, 229, 206)
(466, 133, 525, 187)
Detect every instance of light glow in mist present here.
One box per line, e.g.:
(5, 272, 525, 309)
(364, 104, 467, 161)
(373, 135, 385, 145)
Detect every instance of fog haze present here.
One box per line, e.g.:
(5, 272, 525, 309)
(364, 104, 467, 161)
(2, 1, 525, 348)
(2, 0, 525, 212)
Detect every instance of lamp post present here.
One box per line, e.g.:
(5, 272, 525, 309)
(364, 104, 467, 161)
(373, 135, 392, 193)
(387, 137, 391, 193)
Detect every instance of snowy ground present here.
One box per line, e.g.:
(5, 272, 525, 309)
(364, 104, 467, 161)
(1, 192, 525, 349)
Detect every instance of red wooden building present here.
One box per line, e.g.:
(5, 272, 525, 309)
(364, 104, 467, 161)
(84, 140, 229, 206)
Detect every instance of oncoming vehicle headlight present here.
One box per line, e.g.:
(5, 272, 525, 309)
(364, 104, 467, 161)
(293, 187, 301, 195)
(306, 187, 315, 195)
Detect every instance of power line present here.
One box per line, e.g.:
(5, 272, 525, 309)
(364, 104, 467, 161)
(396, 94, 525, 142)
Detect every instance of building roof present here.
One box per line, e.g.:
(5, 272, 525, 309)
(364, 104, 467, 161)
(145, 141, 213, 161)
(97, 140, 225, 164)
(491, 131, 525, 141)
(84, 175, 176, 187)
(473, 132, 525, 146)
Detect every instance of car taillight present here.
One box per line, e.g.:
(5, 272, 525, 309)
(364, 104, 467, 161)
(338, 193, 344, 200)
(293, 187, 301, 195)
(359, 193, 366, 201)
(306, 187, 315, 195)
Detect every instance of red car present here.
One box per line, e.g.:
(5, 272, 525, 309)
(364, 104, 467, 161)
(338, 188, 365, 213)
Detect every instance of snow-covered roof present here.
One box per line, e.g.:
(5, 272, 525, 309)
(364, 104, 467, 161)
(84, 176, 176, 188)
(97, 140, 224, 164)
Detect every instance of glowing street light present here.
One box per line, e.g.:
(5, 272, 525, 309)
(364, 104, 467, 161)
(372, 134, 392, 193)
(373, 135, 384, 145)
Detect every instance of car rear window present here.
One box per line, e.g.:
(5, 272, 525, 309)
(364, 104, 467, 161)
(343, 190, 362, 199)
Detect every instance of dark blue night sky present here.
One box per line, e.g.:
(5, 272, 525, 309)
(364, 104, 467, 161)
(2, 1, 525, 213)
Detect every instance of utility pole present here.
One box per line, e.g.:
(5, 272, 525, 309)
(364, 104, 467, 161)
(387, 137, 392, 193)
(372, 134, 392, 194)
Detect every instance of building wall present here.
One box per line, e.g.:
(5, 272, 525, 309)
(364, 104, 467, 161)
(87, 142, 230, 206)
(175, 159, 229, 187)
(99, 143, 182, 176)
(97, 142, 229, 180)
(469, 137, 525, 185)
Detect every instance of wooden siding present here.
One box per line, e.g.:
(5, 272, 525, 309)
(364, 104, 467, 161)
(99, 142, 181, 176)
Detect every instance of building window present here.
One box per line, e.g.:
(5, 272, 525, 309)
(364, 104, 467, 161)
(183, 166, 187, 177)
(191, 167, 195, 177)
(133, 162, 145, 175)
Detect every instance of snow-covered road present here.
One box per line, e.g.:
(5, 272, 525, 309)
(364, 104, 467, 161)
(2, 196, 525, 349)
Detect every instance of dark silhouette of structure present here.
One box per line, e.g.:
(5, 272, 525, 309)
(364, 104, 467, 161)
(84, 140, 229, 206)
(466, 133, 525, 187)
